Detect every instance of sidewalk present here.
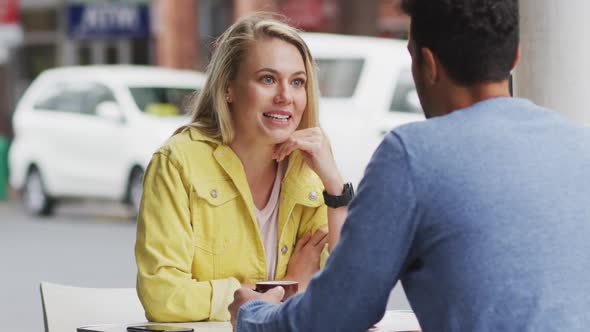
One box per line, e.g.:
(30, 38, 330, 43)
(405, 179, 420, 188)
(0, 197, 135, 221)
(0, 199, 18, 215)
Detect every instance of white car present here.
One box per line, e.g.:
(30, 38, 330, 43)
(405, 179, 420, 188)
(9, 65, 205, 216)
(303, 33, 425, 187)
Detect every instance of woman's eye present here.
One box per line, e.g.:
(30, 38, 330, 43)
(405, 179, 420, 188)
(292, 78, 305, 87)
(261, 75, 275, 84)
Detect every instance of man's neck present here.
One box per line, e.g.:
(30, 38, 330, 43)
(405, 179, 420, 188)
(438, 80, 511, 117)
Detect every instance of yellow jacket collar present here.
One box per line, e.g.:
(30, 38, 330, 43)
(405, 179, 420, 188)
(186, 126, 324, 207)
(187, 126, 221, 144)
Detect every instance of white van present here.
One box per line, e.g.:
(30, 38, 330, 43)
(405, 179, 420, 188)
(9, 65, 205, 216)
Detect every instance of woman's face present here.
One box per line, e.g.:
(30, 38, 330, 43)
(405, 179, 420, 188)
(227, 37, 307, 146)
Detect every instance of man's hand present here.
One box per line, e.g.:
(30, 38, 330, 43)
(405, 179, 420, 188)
(229, 286, 284, 331)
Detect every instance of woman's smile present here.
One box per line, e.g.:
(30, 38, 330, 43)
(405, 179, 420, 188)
(262, 110, 293, 127)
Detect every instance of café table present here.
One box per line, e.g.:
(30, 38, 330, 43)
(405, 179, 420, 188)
(77, 310, 421, 332)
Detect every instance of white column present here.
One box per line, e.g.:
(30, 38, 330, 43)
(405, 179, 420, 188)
(91, 40, 106, 64)
(514, 0, 590, 124)
(61, 39, 78, 66)
(117, 39, 132, 64)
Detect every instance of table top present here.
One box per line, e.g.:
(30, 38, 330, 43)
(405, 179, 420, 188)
(78, 320, 229, 332)
(77, 310, 421, 332)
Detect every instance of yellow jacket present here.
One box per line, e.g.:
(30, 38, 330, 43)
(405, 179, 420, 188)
(135, 128, 328, 322)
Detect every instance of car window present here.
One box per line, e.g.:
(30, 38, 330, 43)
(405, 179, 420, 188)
(315, 58, 364, 98)
(83, 84, 117, 115)
(34, 84, 86, 114)
(128, 87, 197, 116)
(390, 68, 422, 114)
(33, 84, 67, 111)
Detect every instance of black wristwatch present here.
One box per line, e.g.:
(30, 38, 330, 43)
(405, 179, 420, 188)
(323, 182, 355, 208)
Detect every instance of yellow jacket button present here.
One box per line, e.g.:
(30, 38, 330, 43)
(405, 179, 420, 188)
(210, 189, 218, 198)
(281, 245, 289, 254)
(309, 191, 318, 201)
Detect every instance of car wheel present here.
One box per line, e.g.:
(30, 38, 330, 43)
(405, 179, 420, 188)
(127, 168, 144, 216)
(23, 168, 55, 216)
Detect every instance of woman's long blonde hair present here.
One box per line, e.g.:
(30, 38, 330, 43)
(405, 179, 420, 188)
(181, 13, 320, 144)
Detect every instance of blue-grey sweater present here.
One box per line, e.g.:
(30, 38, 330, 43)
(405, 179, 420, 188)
(238, 97, 590, 331)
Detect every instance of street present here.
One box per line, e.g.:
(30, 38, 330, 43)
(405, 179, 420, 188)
(0, 199, 410, 331)
(0, 200, 137, 331)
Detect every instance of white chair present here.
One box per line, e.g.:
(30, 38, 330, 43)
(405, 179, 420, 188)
(40, 281, 146, 332)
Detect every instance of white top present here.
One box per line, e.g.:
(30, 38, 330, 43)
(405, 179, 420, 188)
(254, 162, 285, 280)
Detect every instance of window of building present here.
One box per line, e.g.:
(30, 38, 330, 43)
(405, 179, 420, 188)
(78, 43, 92, 66)
(21, 44, 57, 82)
(21, 7, 58, 32)
(106, 45, 118, 64)
(132, 38, 150, 65)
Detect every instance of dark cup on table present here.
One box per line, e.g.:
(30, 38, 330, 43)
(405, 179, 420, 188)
(255, 281, 298, 301)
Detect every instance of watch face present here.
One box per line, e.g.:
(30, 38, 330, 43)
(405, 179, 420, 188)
(344, 183, 354, 196)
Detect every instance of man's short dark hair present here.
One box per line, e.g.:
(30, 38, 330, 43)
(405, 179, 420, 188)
(401, 0, 519, 85)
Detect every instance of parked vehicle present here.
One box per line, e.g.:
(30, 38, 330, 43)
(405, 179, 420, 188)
(9, 65, 205, 216)
(302, 33, 424, 187)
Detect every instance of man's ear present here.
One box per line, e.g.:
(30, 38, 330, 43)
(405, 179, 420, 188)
(512, 45, 521, 70)
(421, 47, 438, 84)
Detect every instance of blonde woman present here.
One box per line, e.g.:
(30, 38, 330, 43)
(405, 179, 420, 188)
(135, 14, 351, 322)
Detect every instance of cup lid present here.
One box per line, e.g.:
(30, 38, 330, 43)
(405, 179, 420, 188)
(256, 280, 298, 285)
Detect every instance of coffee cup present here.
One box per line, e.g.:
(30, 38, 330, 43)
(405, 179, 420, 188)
(254, 280, 298, 301)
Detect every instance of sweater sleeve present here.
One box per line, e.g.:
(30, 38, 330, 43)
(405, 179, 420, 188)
(135, 151, 240, 322)
(236, 132, 420, 331)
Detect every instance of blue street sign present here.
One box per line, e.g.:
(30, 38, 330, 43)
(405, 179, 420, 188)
(67, 3, 150, 38)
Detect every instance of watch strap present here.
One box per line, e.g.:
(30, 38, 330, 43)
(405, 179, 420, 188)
(323, 182, 354, 208)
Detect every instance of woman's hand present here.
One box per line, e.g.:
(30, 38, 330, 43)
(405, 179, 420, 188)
(282, 228, 328, 290)
(274, 127, 348, 251)
(273, 127, 343, 194)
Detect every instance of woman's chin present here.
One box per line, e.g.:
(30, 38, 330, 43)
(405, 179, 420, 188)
(269, 135, 290, 145)
(264, 128, 295, 144)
